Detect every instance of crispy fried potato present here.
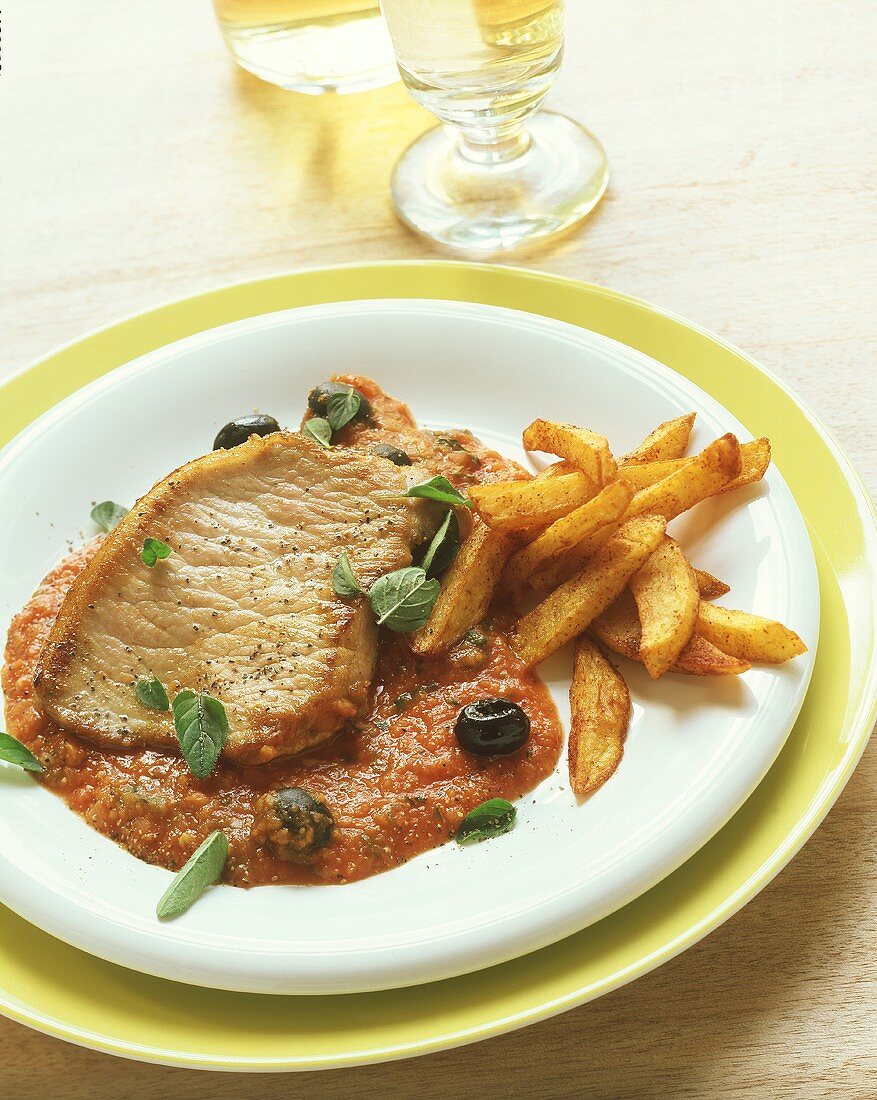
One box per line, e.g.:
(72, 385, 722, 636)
(523, 419, 617, 485)
(621, 413, 696, 465)
(529, 436, 741, 593)
(470, 471, 597, 534)
(511, 515, 667, 667)
(568, 637, 630, 796)
(410, 520, 510, 655)
(696, 602, 807, 663)
(591, 590, 750, 676)
(533, 460, 576, 481)
(625, 434, 742, 521)
(502, 479, 634, 593)
(614, 438, 770, 494)
(629, 536, 700, 678)
(694, 568, 731, 600)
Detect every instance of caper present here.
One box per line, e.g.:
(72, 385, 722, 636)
(259, 786, 334, 861)
(307, 382, 372, 422)
(213, 414, 281, 451)
(370, 443, 412, 466)
(454, 698, 531, 757)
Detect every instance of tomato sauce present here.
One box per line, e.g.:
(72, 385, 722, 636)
(3, 528, 561, 889)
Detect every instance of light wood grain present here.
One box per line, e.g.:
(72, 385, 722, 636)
(0, 1, 874, 1097)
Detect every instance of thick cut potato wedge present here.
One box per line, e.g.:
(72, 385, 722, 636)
(591, 590, 750, 676)
(523, 419, 617, 486)
(470, 471, 597, 534)
(629, 536, 700, 678)
(512, 515, 667, 667)
(568, 637, 630, 796)
(502, 479, 634, 593)
(694, 568, 731, 600)
(615, 438, 770, 495)
(620, 413, 696, 465)
(410, 520, 510, 655)
(534, 460, 576, 481)
(529, 436, 741, 593)
(696, 602, 807, 663)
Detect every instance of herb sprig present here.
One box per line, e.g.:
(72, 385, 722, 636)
(405, 476, 472, 509)
(172, 690, 229, 779)
(156, 830, 228, 919)
(90, 501, 129, 533)
(455, 798, 516, 845)
(142, 537, 172, 567)
(0, 731, 43, 773)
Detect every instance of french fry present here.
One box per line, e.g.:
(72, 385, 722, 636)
(533, 460, 577, 481)
(568, 637, 630, 796)
(502, 479, 634, 593)
(629, 536, 700, 678)
(696, 602, 807, 663)
(694, 568, 731, 600)
(410, 520, 511, 655)
(522, 419, 617, 486)
(529, 436, 742, 593)
(620, 413, 696, 465)
(470, 471, 597, 534)
(511, 515, 667, 667)
(614, 438, 770, 495)
(591, 590, 750, 676)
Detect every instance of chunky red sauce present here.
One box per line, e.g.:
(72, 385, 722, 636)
(3, 381, 563, 887)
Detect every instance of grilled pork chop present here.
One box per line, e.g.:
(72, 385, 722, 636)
(34, 432, 431, 763)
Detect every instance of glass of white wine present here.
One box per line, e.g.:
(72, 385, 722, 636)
(378, 0, 608, 254)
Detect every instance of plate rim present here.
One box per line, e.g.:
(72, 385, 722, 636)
(0, 260, 873, 1070)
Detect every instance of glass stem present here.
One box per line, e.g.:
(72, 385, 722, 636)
(458, 123, 531, 166)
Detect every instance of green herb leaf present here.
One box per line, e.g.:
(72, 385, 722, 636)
(172, 690, 229, 779)
(156, 830, 229, 919)
(406, 476, 472, 509)
(0, 731, 42, 773)
(369, 566, 440, 633)
(419, 510, 460, 578)
(90, 500, 129, 533)
(326, 387, 362, 432)
(455, 798, 516, 845)
(135, 677, 169, 712)
(435, 435, 464, 451)
(302, 417, 332, 449)
(141, 537, 172, 567)
(394, 691, 415, 712)
(462, 627, 488, 649)
(333, 552, 365, 598)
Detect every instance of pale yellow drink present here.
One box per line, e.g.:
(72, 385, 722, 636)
(213, 0, 396, 94)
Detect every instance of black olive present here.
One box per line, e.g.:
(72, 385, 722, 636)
(370, 442, 412, 466)
(307, 381, 372, 422)
(454, 698, 530, 757)
(213, 414, 281, 451)
(263, 786, 333, 861)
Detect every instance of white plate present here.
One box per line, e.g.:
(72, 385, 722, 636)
(0, 300, 818, 995)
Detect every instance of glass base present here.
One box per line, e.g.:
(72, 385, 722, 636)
(390, 112, 609, 256)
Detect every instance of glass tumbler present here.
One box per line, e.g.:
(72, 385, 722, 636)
(378, 0, 609, 254)
(213, 0, 398, 95)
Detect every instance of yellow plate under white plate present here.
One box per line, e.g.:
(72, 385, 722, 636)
(0, 262, 874, 1069)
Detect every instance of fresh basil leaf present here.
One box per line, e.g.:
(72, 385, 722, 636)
(0, 731, 42, 773)
(333, 553, 365, 598)
(156, 830, 228, 919)
(302, 417, 332, 449)
(406, 476, 472, 509)
(369, 566, 440, 633)
(455, 798, 516, 845)
(141, 537, 172, 567)
(135, 677, 169, 712)
(419, 510, 460, 578)
(91, 500, 129, 533)
(172, 690, 229, 779)
(326, 387, 362, 432)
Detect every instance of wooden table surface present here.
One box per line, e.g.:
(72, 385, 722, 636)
(1, 1, 874, 1096)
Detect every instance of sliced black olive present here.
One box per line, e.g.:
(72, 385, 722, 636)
(455, 698, 530, 757)
(370, 442, 412, 466)
(213, 414, 281, 451)
(307, 381, 372, 422)
(259, 786, 333, 861)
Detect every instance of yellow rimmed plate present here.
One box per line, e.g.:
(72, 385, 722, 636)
(0, 262, 874, 1070)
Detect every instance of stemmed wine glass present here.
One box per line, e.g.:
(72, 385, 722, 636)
(378, 0, 609, 255)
